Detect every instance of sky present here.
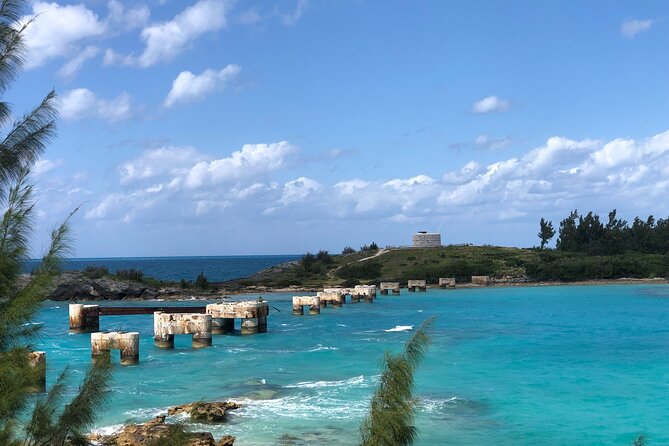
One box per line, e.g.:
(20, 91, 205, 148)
(9, 0, 669, 257)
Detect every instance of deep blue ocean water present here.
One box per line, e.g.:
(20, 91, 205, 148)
(22, 255, 300, 282)
(31, 284, 669, 445)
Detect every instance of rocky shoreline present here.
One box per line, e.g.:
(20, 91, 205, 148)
(89, 401, 240, 446)
(39, 271, 668, 303)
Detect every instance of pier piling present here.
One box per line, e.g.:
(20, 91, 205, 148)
(91, 332, 140, 365)
(153, 312, 212, 349)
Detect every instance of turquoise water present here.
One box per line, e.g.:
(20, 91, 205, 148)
(23, 255, 300, 282)
(33, 284, 669, 445)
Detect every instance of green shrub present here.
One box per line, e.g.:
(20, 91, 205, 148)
(337, 261, 383, 280)
(83, 265, 109, 279)
(195, 272, 208, 290)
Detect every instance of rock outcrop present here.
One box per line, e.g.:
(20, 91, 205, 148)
(49, 271, 159, 301)
(168, 401, 241, 423)
(89, 415, 236, 446)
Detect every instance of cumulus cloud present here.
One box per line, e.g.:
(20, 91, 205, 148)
(133, 0, 231, 68)
(183, 142, 297, 188)
(621, 18, 655, 38)
(164, 65, 241, 108)
(84, 130, 669, 233)
(22, 2, 105, 69)
(119, 146, 206, 184)
(471, 95, 510, 114)
(59, 88, 133, 121)
(22, 1, 152, 71)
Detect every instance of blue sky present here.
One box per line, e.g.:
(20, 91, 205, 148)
(11, 0, 669, 256)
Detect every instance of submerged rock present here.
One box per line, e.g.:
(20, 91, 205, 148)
(89, 415, 235, 446)
(167, 401, 241, 423)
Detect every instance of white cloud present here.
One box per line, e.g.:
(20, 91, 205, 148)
(471, 95, 510, 114)
(183, 141, 297, 188)
(22, 2, 105, 69)
(164, 65, 241, 108)
(106, 0, 150, 31)
(280, 0, 310, 26)
(621, 19, 654, 38)
(135, 0, 231, 68)
(279, 177, 322, 204)
(59, 88, 133, 122)
(83, 130, 669, 233)
(57, 45, 99, 80)
(33, 158, 61, 176)
(119, 146, 205, 185)
(473, 134, 513, 150)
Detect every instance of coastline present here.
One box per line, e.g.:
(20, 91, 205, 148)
(58, 277, 669, 302)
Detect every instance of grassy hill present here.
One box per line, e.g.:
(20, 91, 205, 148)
(229, 245, 669, 289)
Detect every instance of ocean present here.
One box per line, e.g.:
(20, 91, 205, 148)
(32, 283, 669, 445)
(22, 255, 301, 282)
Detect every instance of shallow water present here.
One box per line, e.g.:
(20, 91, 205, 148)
(33, 284, 669, 445)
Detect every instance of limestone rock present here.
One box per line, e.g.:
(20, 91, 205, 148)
(89, 415, 235, 446)
(168, 401, 241, 423)
(49, 271, 158, 301)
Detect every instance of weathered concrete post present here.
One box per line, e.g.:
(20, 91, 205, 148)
(207, 301, 269, 335)
(69, 303, 100, 332)
(154, 312, 212, 349)
(407, 280, 427, 292)
(211, 317, 235, 335)
(380, 282, 401, 295)
(471, 275, 491, 286)
(91, 332, 140, 365)
(318, 291, 344, 308)
(439, 277, 456, 288)
(28, 351, 46, 393)
(292, 296, 320, 315)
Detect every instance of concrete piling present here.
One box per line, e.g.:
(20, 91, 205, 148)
(471, 275, 491, 286)
(292, 296, 320, 315)
(407, 280, 427, 292)
(318, 291, 345, 307)
(153, 312, 212, 349)
(206, 301, 269, 335)
(69, 304, 100, 333)
(439, 277, 456, 288)
(91, 332, 140, 365)
(380, 282, 400, 295)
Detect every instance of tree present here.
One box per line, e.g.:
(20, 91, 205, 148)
(360, 318, 434, 446)
(194, 271, 208, 289)
(537, 218, 555, 249)
(0, 1, 111, 444)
